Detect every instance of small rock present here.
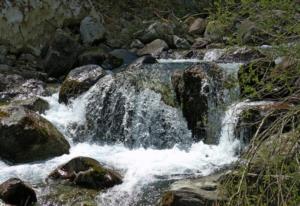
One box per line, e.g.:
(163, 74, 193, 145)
(0, 106, 70, 164)
(173, 35, 191, 49)
(130, 39, 144, 49)
(0, 178, 37, 206)
(138, 39, 169, 57)
(139, 22, 174, 45)
(59, 65, 106, 104)
(48, 157, 122, 190)
(188, 18, 207, 35)
(80, 16, 106, 45)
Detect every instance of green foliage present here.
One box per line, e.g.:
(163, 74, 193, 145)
(209, 0, 300, 45)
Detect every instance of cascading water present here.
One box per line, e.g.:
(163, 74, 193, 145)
(0, 57, 255, 206)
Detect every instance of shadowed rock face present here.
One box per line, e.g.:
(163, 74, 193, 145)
(48, 157, 122, 190)
(0, 106, 70, 164)
(172, 63, 224, 143)
(0, 178, 37, 206)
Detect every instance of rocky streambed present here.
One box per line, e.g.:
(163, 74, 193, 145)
(0, 1, 299, 205)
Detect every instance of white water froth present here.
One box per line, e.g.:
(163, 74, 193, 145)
(0, 93, 270, 205)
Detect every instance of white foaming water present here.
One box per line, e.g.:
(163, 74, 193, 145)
(0, 91, 261, 205)
(158, 59, 201, 63)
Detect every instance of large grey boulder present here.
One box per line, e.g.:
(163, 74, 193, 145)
(0, 106, 70, 164)
(80, 16, 106, 45)
(59, 65, 106, 104)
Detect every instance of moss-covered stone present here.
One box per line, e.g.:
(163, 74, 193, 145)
(0, 106, 70, 164)
(48, 157, 122, 190)
(59, 65, 106, 104)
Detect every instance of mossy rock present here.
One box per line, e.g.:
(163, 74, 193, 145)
(39, 183, 98, 206)
(0, 106, 70, 164)
(48, 156, 122, 190)
(59, 65, 106, 104)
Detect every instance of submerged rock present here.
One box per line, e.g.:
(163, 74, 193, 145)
(48, 157, 122, 190)
(0, 106, 70, 164)
(0, 178, 37, 206)
(59, 65, 106, 104)
(172, 63, 224, 143)
(158, 173, 227, 206)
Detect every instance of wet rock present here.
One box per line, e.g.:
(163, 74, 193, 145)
(128, 55, 158, 69)
(77, 65, 192, 149)
(188, 18, 207, 35)
(0, 106, 70, 164)
(11, 97, 50, 114)
(204, 20, 228, 42)
(158, 173, 227, 206)
(43, 29, 82, 78)
(173, 35, 191, 49)
(48, 157, 122, 190)
(172, 63, 224, 143)
(39, 184, 98, 206)
(130, 39, 144, 49)
(0, 75, 48, 101)
(138, 39, 169, 58)
(80, 16, 106, 45)
(78, 48, 123, 70)
(0, 178, 37, 206)
(59, 65, 106, 104)
(109, 49, 138, 66)
(139, 22, 174, 45)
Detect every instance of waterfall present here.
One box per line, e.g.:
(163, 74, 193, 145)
(0, 60, 249, 206)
